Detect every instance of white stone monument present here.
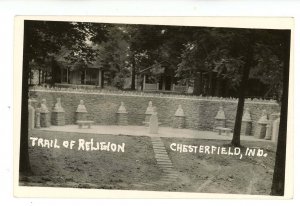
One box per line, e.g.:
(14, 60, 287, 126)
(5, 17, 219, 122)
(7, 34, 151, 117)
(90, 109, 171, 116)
(116, 102, 128, 125)
(173, 105, 185, 128)
(255, 110, 268, 139)
(53, 98, 65, 112)
(272, 117, 280, 142)
(52, 98, 65, 126)
(40, 99, 50, 127)
(28, 100, 35, 130)
(35, 108, 41, 128)
(215, 106, 226, 128)
(76, 100, 88, 121)
(241, 108, 252, 135)
(149, 107, 159, 134)
(144, 101, 154, 125)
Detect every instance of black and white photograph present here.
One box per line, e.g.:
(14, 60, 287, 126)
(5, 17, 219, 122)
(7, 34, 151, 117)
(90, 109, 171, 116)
(14, 16, 293, 198)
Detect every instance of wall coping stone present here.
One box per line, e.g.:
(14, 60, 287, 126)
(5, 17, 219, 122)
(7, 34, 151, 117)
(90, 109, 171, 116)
(30, 87, 279, 106)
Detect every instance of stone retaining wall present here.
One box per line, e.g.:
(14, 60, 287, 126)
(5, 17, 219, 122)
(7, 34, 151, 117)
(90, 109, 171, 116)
(29, 89, 280, 135)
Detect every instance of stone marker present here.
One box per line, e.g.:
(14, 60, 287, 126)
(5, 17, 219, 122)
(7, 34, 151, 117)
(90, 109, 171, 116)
(30, 99, 38, 109)
(76, 100, 88, 121)
(116, 102, 128, 125)
(272, 117, 280, 142)
(173, 105, 185, 129)
(149, 107, 159, 134)
(268, 113, 280, 141)
(40, 99, 50, 127)
(28, 100, 35, 130)
(35, 108, 41, 128)
(264, 122, 272, 140)
(241, 108, 252, 135)
(187, 86, 193, 94)
(214, 106, 226, 128)
(52, 98, 65, 126)
(144, 101, 154, 125)
(254, 110, 268, 139)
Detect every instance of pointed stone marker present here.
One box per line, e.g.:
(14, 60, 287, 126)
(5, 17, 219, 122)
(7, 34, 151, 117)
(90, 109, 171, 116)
(173, 105, 185, 129)
(149, 107, 159, 134)
(144, 101, 154, 126)
(215, 106, 226, 128)
(116, 102, 128, 125)
(241, 108, 252, 135)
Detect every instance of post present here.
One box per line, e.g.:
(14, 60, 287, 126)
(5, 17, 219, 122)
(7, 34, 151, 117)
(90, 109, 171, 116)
(98, 69, 102, 87)
(60, 68, 63, 83)
(272, 117, 280, 142)
(101, 70, 104, 88)
(28, 100, 35, 130)
(35, 108, 41, 128)
(265, 122, 272, 140)
(66, 68, 69, 83)
(162, 76, 166, 91)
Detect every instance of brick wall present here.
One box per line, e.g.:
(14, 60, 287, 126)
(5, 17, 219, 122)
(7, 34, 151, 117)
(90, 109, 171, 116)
(29, 89, 280, 135)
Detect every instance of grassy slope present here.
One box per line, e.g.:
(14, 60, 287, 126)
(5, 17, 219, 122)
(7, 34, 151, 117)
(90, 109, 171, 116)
(21, 130, 161, 190)
(162, 137, 276, 194)
(21, 130, 277, 195)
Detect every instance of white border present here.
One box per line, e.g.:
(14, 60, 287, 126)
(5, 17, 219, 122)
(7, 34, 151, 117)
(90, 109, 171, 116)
(12, 16, 294, 199)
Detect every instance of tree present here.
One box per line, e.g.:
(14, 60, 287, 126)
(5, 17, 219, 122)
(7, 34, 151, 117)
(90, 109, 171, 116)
(270, 30, 291, 196)
(177, 28, 222, 95)
(92, 25, 131, 88)
(126, 24, 166, 90)
(20, 20, 102, 175)
(228, 30, 255, 147)
(230, 29, 291, 147)
(176, 27, 288, 147)
(127, 25, 189, 90)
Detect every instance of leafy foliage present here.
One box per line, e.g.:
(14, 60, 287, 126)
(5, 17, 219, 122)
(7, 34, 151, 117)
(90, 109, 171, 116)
(26, 21, 287, 99)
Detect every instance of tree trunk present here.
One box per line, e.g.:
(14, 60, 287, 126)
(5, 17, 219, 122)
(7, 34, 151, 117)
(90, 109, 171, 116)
(131, 55, 136, 90)
(41, 70, 45, 84)
(193, 72, 202, 95)
(19, 21, 32, 175)
(208, 71, 213, 96)
(38, 69, 41, 85)
(215, 77, 221, 97)
(50, 57, 56, 86)
(231, 37, 254, 147)
(231, 65, 251, 147)
(271, 31, 291, 196)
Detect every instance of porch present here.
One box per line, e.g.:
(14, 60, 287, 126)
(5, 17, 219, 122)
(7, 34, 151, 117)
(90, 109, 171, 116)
(56, 67, 105, 88)
(142, 74, 190, 94)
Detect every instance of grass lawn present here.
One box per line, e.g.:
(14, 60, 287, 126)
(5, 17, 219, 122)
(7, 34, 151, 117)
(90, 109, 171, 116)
(161, 137, 276, 195)
(20, 129, 277, 195)
(21, 130, 162, 190)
